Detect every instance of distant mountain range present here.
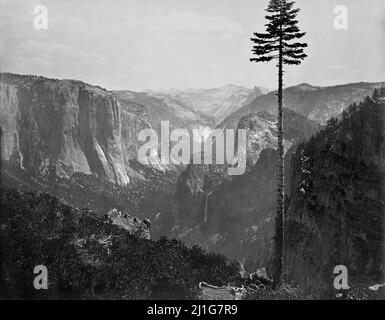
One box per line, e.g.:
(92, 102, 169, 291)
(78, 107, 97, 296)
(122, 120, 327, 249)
(116, 84, 265, 128)
(115, 89, 212, 131)
(143, 84, 264, 125)
(219, 82, 385, 128)
(2, 72, 383, 190)
(118, 81, 385, 134)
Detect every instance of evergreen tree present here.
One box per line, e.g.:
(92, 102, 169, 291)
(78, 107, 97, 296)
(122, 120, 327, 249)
(372, 86, 385, 99)
(372, 88, 379, 99)
(250, 0, 308, 287)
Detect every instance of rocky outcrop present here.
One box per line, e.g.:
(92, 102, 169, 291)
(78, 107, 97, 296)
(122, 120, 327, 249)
(106, 208, 151, 239)
(237, 109, 319, 169)
(285, 95, 385, 296)
(0, 73, 153, 185)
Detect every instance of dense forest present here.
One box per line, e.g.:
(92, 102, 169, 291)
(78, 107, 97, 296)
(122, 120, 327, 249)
(285, 89, 385, 298)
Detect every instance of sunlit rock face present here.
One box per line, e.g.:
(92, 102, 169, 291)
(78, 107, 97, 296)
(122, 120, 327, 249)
(237, 109, 319, 169)
(0, 73, 154, 185)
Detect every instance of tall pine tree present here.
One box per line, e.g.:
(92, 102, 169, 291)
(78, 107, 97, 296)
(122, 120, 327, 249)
(250, 0, 308, 287)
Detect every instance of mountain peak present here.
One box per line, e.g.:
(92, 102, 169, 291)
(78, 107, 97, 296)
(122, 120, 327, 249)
(289, 83, 319, 91)
(222, 83, 243, 89)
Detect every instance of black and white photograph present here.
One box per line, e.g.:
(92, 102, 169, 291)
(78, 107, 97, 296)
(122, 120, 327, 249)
(0, 0, 384, 305)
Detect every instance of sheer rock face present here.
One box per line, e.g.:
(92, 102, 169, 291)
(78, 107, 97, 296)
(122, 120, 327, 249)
(0, 74, 151, 185)
(285, 98, 385, 296)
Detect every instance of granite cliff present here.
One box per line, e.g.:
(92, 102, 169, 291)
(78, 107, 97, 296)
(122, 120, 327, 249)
(0, 73, 155, 185)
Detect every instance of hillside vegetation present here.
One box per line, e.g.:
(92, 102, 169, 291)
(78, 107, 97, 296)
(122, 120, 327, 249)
(0, 188, 240, 299)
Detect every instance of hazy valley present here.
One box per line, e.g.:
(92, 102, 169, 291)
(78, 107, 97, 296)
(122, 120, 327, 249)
(1, 72, 384, 299)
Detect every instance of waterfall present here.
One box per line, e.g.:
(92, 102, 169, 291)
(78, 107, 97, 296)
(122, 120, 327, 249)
(204, 192, 212, 223)
(16, 133, 25, 170)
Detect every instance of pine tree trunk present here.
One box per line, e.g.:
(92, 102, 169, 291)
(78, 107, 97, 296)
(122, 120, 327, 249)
(273, 19, 285, 288)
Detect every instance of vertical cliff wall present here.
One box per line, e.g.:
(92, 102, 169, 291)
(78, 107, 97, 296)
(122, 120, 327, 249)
(0, 74, 151, 185)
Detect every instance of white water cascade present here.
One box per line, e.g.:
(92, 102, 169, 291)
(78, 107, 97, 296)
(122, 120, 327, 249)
(204, 191, 212, 223)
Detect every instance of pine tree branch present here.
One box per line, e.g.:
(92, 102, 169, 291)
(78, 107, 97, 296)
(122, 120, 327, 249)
(284, 42, 308, 48)
(250, 55, 275, 62)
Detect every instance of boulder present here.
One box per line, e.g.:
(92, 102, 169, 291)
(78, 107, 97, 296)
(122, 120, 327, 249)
(250, 268, 273, 286)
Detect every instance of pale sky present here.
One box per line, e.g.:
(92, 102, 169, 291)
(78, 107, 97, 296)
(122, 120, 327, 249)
(0, 0, 384, 91)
